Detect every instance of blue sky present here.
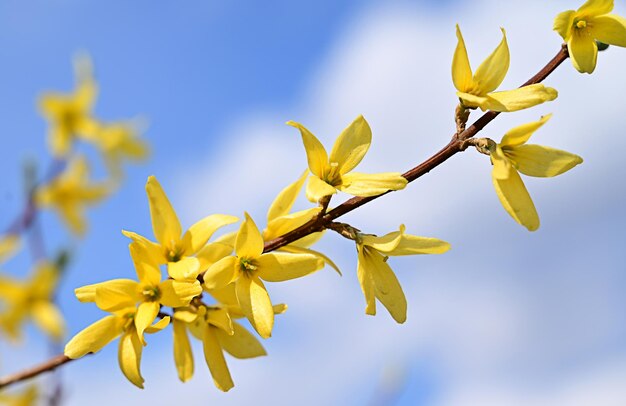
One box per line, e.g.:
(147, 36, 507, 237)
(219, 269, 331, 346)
(2, 1, 626, 405)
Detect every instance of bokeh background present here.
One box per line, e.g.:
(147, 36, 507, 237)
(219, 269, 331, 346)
(2, 0, 626, 405)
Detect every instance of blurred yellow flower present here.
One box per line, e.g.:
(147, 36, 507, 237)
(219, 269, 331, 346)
(88, 122, 150, 180)
(0, 234, 20, 263)
(0, 385, 38, 406)
(554, 0, 626, 73)
(453, 25, 558, 112)
(288, 115, 407, 203)
(490, 115, 583, 231)
(35, 156, 110, 236)
(0, 261, 65, 341)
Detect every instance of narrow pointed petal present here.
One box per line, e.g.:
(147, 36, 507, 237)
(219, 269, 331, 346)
(264, 207, 321, 241)
(554, 10, 576, 39)
(592, 15, 626, 47)
(364, 247, 407, 323)
(357, 248, 377, 316)
(360, 228, 404, 253)
(456, 91, 489, 110)
(196, 242, 234, 272)
(452, 25, 474, 92)
(203, 256, 238, 290)
(64, 316, 123, 358)
(202, 326, 234, 392)
(287, 121, 329, 178)
(329, 115, 372, 175)
(118, 330, 145, 389)
(235, 213, 264, 259)
(121, 230, 166, 264)
(182, 214, 239, 255)
(129, 243, 162, 286)
(578, 0, 614, 17)
(167, 257, 201, 281)
(507, 145, 583, 178)
(501, 115, 552, 147)
(305, 175, 337, 203)
(207, 307, 234, 335)
(173, 319, 194, 382)
(94, 279, 139, 312)
(339, 172, 407, 197)
(146, 176, 182, 246)
(267, 170, 308, 223)
(236, 276, 274, 339)
(492, 167, 540, 231)
(134, 301, 160, 339)
(280, 245, 342, 276)
(144, 316, 170, 333)
(0, 276, 23, 302)
(30, 301, 65, 340)
(482, 85, 558, 112)
(257, 252, 324, 282)
(474, 28, 510, 94)
(491, 145, 512, 180)
(569, 34, 598, 73)
(387, 235, 451, 256)
(216, 321, 267, 359)
(159, 279, 202, 307)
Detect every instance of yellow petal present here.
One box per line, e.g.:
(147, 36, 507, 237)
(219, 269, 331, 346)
(182, 214, 239, 255)
(0, 234, 20, 263)
(144, 316, 170, 333)
(121, 230, 166, 264)
(357, 247, 376, 316)
(387, 235, 451, 256)
(173, 319, 194, 382)
(568, 33, 598, 73)
(206, 307, 234, 335)
(207, 284, 239, 308)
(456, 91, 489, 110)
(256, 252, 324, 282)
(30, 301, 65, 340)
(362, 247, 407, 323)
(507, 144, 583, 178)
(159, 279, 202, 307)
(360, 228, 404, 253)
(129, 243, 162, 286)
(235, 212, 264, 259)
(72, 283, 100, 303)
(554, 10, 576, 40)
(267, 170, 308, 223)
(305, 174, 337, 203)
(236, 276, 274, 339)
(492, 166, 540, 231)
(134, 301, 160, 339)
(59, 204, 87, 236)
(328, 115, 372, 175)
(473, 28, 509, 94)
(167, 257, 201, 281)
(216, 321, 267, 359)
(264, 207, 321, 241)
(146, 176, 182, 247)
(501, 114, 552, 147)
(94, 279, 139, 312)
(287, 121, 329, 178)
(196, 242, 234, 272)
(0, 275, 23, 302)
(280, 245, 342, 276)
(491, 145, 512, 180)
(578, 0, 614, 17)
(64, 315, 123, 358)
(118, 329, 145, 389)
(202, 326, 234, 392)
(452, 25, 474, 93)
(592, 15, 626, 47)
(339, 172, 407, 197)
(203, 256, 238, 290)
(482, 85, 558, 112)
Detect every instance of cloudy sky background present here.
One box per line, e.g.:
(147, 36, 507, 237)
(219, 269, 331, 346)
(2, 0, 626, 405)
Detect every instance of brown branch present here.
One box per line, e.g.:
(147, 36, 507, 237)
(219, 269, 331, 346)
(0, 44, 570, 390)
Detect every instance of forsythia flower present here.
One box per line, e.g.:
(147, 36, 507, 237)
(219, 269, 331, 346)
(35, 156, 110, 236)
(203, 212, 324, 338)
(88, 122, 150, 180)
(0, 385, 38, 406)
(356, 226, 450, 323)
(489, 115, 583, 231)
(453, 25, 558, 112)
(39, 56, 99, 157)
(554, 0, 626, 73)
(123, 176, 238, 280)
(64, 306, 170, 388)
(263, 171, 341, 274)
(172, 304, 269, 392)
(0, 262, 65, 341)
(288, 115, 407, 203)
(74, 243, 201, 341)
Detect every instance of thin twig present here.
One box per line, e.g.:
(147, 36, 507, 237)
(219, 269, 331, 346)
(0, 355, 73, 389)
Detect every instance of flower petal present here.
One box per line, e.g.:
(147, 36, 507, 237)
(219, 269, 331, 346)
(30, 301, 66, 340)
(257, 252, 324, 282)
(267, 170, 308, 223)
(578, 0, 614, 17)
(473, 28, 509, 94)
(64, 315, 123, 358)
(339, 172, 407, 197)
(554, 10, 576, 40)
(182, 214, 239, 255)
(216, 321, 267, 359)
(328, 115, 372, 175)
(129, 243, 162, 286)
(492, 166, 540, 231)
(236, 276, 274, 339)
(264, 207, 321, 241)
(146, 176, 182, 247)
(482, 85, 558, 112)
(235, 212, 264, 259)
(203, 256, 238, 290)
(121, 230, 166, 264)
(305, 175, 337, 203)
(568, 33, 598, 73)
(196, 242, 234, 271)
(134, 301, 160, 340)
(357, 247, 376, 316)
(287, 120, 329, 178)
(118, 329, 145, 389)
(280, 245, 342, 276)
(0, 234, 20, 263)
(507, 144, 583, 178)
(167, 257, 201, 281)
(206, 307, 234, 335)
(173, 319, 194, 382)
(360, 228, 404, 253)
(144, 316, 170, 333)
(491, 145, 512, 180)
(202, 325, 234, 392)
(94, 279, 140, 312)
(362, 247, 407, 323)
(501, 114, 552, 147)
(452, 25, 474, 93)
(159, 279, 202, 308)
(592, 15, 626, 47)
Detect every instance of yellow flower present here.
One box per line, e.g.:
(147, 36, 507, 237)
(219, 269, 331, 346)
(172, 305, 267, 391)
(39, 56, 99, 157)
(490, 115, 583, 231)
(554, 0, 626, 73)
(203, 212, 324, 338)
(0, 234, 20, 263)
(0, 385, 38, 406)
(74, 243, 201, 341)
(64, 306, 170, 388)
(453, 25, 558, 112)
(0, 262, 65, 341)
(35, 156, 110, 236)
(123, 176, 238, 281)
(89, 122, 150, 180)
(356, 226, 450, 323)
(263, 171, 341, 275)
(288, 115, 407, 203)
